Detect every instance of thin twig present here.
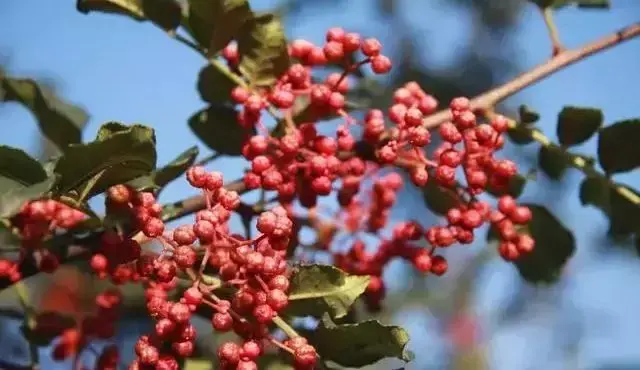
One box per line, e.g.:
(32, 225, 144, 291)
(421, 22, 640, 129)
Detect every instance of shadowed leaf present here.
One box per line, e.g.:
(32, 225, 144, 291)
(1, 77, 88, 151)
(188, 105, 255, 156)
(186, 0, 252, 53)
(597, 119, 640, 175)
(556, 106, 603, 147)
(538, 146, 569, 180)
(76, 0, 182, 30)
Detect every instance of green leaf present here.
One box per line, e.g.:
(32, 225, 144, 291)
(0, 146, 47, 191)
(0, 176, 58, 218)
(312, 314, 411, 367)
(507, 125, 538, 145)
(76, 0, 182, 31)
(256, 355, 294, 370)
(184, 358, 212, 370)
(422, 177, 460, 215)
(186, 0, 252, 53)
(608, 185, 640, 238)
(579, 176, 610, 214)
(556, 106, 603, 147)
(54, 123, 156, 199)
(518, 105, 540, 124)
(530, 0, 610, 9)
(597, 119, 640, 175)
(1, 77, 88, 151)
(188, 105, 254, 156)
(512, 205, 575, 283)
(197, 64, 236, 104)
(237, 13, 291, 87)
(128, 146, 198, 192)
(287, 264, 370, 319)
(0, 223, 21, 252)
(486, 174, 527, 198)
(538, 146, 569, 180)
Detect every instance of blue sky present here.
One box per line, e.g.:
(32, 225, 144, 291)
(1, 1, 640, 369)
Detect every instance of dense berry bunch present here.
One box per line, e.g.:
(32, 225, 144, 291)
(122, 168, 316, 370)
(0, 25, 538, 370)
(0, 199, 86, 281)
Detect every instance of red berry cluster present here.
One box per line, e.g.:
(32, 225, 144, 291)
(44, 289, 121, 368)
(122, 168, 316, 370)
(223, 28, 392, 209)
(106, 185, 166, 238)
(0, 199, 86, 281)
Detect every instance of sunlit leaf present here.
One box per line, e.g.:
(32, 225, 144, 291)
(312, 314, 411, 367)
(237, 13, 290, 87)
(287, 264, 370, 319)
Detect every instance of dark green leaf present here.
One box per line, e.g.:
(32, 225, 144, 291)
(188, 105, 254, 156)
(518, 105, 540, 124)
(184, 358, 212, 370)
(256, 355, 294, 370)
(597, 119, 640, 175)
(556, 106, 603, 146)
(197, 65, 236, 104)
(186, 0, 252, 53)
(579, 176, 610, 213)
(0, 223, 21, 252)
(608, 184, 640, 238)
(237, 13, 290, 87)
(96, 121, 131, 140)
(1, 77, 88, 150)
(128, 146, 198, 192)
(77, 0, 182, 31)
(0, 176, 57, 218)
(0, 146, 47, 191)
(530, 0, 610, 9)
(54, 123, 156, 199)
(287, 264, 370, 319)
(422, 177, 460, 215)
(538, 146, 569, 180)
(507, 125, 538, 145)
(512, 205, 575, 283)
(313, 314, 411, 367)
(486, 174, 527, 198)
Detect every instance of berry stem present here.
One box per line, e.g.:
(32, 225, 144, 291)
(272, 315, 300, 338)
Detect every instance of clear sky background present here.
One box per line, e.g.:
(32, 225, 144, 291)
(1, 1, 640, 369)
